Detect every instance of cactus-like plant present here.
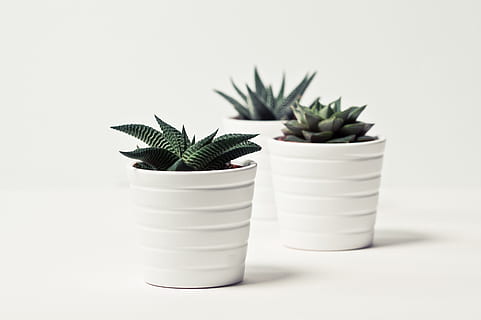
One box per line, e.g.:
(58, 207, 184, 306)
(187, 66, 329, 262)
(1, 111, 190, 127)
(281, 98, 377, 143)
(214, 67, 316, 120)
(112, 116, 261, 171)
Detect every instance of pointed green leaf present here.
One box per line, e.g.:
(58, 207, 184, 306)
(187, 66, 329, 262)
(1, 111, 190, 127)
(276, 72, 316, 119)
(254, 67, 267, 100)
(338, 122, 366, 136)
(359, 123, 375, 136)
(334, 107, 357, 121)
(284, 135, 307, 142)
(182, 133, 258, 169)
(328, 97, 342, 113)
(276, 73, 286, 105)
(182, 129, 218, 159)
(309, 97, 320, 109)
(111, 124, 172, 151)
(214, 90, 251, 119)
(205, 141, 261, 170)
(318, 117, 344, 132)
(281, 127, 294, 136)
(213, 133, 258, 143)
(230, 78, 247, 102)
(347, 105, 367, 122)
(302, 130, 333, 143)
(181, 125, 190, 150)
(154, 116, 186, 156)
(167, 159, 195, 171)
(291, 104, 307, 124)
(266, 85, 274, 108)
(304, 110, 322, 131)
(318, 105, 333, 120)
(356, 135, 377, 142)
(284, 119, 307, 137)
(245, 92, 256, 119)
(246, 85, 276, 120)
(327, 134, 356, 143)
(133, 162, 155, 170)
(120, 147, 178, 170)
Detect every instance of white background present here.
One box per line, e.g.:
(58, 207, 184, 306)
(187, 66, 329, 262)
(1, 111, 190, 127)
(1, 0, 480, 188)
(1, 2, 481, 319)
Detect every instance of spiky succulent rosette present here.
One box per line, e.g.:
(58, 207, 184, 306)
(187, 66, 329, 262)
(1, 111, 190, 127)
(281, 98, 377, 143)
(215, 67, 316, 120)
(112, 115, 261, 171)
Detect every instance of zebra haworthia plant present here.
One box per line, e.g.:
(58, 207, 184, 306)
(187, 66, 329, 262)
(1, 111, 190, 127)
(282, 98, 377, 143)
(214, 67, 316, 121)
(112, 116, 261, 171)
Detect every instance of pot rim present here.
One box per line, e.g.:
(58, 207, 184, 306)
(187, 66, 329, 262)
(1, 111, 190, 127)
(127, 160, 257, 176)
(269, 135, 386, 147)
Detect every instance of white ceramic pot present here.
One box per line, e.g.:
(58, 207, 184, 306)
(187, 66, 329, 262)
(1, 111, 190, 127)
(127, 161, 257, 288)
(222, 118, 284, 220)
(268, 138, 386, 251)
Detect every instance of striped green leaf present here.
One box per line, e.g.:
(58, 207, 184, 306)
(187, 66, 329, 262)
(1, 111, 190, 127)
(181, 126, 190, 151)
(120, 147, 178, 170)
(213, 133, 258, 143)
(182, 129, 218, 159)
(167, 159, 195, 171)
(133, 162, 155, 170)
(205, 141, 261, 170)
(155, 116, 186, 156)
(110, 124, 172, 151)
(183, 133, 258, 170)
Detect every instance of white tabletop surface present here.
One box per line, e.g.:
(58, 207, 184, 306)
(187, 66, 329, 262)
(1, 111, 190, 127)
(1, 187, 480, 319)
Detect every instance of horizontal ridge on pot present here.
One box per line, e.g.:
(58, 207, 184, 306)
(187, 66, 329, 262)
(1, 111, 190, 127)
(128, 161, 257, 288)
(269, 137, 386, 251)
(222, 118, 284, 220)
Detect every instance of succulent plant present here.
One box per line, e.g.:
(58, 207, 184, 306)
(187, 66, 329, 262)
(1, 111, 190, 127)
(214, 67, 316, 120)
(281, 98, 377, 143)
(112, 116, 261, 171)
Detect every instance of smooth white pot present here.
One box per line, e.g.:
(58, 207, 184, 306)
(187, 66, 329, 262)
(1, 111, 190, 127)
(268, 138, 386, 251)
(222, 118, 284, 220)
(127, 161, 257, 288)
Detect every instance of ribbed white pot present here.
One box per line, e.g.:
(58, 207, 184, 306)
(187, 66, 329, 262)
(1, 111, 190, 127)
(268, 138, 386, 251)
(127, 161, 257, 288)
(222, 118, 284, 220)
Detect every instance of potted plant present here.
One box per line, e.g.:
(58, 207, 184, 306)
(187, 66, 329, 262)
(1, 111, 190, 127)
(268, 98, 386, 250)
(215, 67, 316, 220)
(112, 116, 261, 288)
